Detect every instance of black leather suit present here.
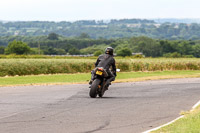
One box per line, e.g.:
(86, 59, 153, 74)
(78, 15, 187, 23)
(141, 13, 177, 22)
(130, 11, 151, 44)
(91, 54, 116, 85)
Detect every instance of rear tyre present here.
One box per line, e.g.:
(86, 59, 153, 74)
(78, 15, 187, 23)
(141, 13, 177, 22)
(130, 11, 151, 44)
(89, 79, 101, 98)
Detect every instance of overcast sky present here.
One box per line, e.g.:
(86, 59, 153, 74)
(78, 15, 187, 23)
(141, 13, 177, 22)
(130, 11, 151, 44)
(0, 0, 199, 21)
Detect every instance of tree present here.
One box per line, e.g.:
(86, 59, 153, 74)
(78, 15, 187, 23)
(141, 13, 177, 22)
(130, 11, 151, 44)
(43, 47, 57, 55)
(135, 41, 162, 57)
(177, 41, 193, 55)
(56, 49, 66, 55)
(193, 44, 200, 57)
(5, 40, 30, 55)
(47, 33, 59, 40)
(29, 48, 44, 55)
(117, 48, 132, 57)
(163, 52, 182, 58)
(43, 47, 66, 55)
(0, 46, 5, 54)
(68, 47, 80, 55)
(160, 40, 176, 54)
(93, 50, 103, 56)
(79, 33, 90, 39)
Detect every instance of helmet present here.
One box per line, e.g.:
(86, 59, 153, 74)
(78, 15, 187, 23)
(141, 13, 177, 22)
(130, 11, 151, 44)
(105, 47, 114, 55)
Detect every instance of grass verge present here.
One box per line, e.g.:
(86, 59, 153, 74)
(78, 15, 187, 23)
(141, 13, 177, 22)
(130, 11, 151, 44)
(1, 70, 200, 86)
(151, 105, 200, 133)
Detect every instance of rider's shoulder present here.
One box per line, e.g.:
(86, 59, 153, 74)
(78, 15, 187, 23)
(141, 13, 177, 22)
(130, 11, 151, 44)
(98, 54, 105, 57)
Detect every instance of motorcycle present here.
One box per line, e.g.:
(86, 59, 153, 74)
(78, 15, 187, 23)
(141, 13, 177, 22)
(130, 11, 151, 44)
(89, 67, 120, 98)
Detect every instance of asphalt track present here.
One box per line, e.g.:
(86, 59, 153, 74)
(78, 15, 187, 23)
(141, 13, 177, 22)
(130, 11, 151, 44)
(0, 78, 200, 133)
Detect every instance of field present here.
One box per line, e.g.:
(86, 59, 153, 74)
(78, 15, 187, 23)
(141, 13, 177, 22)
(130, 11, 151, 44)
(0, 58, 200, 77)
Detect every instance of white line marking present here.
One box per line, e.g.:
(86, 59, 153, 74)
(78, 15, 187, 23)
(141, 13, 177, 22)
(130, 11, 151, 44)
(0, 107, 40, 120)
(192, 100, 200, 110)
(143, 100, 200, 133)
(142, 115, 184, 133)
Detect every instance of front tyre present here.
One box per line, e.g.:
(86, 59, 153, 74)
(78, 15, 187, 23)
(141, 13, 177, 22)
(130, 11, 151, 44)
(89, 79, 101, 98)
(98, 85, 107, 98)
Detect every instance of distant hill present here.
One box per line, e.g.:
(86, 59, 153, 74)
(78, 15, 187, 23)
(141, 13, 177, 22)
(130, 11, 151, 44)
(1, 18, 200, 40)
(154, 18, 200, 24)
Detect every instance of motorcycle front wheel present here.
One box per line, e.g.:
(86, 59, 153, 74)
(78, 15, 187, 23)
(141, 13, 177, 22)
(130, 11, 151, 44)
(98, 84, 108, 98)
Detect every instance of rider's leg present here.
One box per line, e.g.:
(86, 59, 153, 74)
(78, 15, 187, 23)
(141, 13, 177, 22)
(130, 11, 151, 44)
(105, 70, 115, 87)
(89, 70, 95, 85)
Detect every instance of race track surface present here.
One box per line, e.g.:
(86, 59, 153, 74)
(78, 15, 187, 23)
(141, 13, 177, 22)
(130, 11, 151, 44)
(0, 78, 200, 133)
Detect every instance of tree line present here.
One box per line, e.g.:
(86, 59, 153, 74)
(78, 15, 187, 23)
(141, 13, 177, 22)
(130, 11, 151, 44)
(0, 34, 200, 58)
(1, 19, 200, 40)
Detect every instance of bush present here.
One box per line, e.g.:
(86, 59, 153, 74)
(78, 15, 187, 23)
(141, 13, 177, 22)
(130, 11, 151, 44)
(68, 48, 80, 55)
(133, 54, 144, 58)
(93, 50, 103, 56)
(182, 55, 194, 58)
(163, 52, 182, 58)
(117, 48, 132, 57)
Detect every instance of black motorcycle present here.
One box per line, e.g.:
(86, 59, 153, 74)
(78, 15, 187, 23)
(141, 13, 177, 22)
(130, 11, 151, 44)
(89, 67, 110, 98)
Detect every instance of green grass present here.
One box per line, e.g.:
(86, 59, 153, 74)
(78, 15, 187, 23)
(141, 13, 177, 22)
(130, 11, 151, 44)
(117, 70, 200, 79)
(152, 105, 200, 133)
(1, 70, 200, 86)
(0, 73, 90, 86)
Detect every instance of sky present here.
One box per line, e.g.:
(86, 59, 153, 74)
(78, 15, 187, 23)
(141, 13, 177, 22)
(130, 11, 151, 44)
(0, 0, 200, 21)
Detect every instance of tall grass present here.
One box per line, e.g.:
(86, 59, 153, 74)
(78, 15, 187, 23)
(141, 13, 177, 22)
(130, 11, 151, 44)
(129, 58, 200, 71)
(0, 59, 94, 76)
(0, 58, 200, 76)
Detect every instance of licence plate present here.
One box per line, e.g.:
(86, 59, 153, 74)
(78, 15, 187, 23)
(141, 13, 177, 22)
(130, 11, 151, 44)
(96, 71, 103, 75)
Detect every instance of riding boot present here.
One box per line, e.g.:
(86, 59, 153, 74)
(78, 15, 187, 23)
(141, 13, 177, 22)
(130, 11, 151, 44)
(105, 76, 115, 90)
(89, 80, 93, 85)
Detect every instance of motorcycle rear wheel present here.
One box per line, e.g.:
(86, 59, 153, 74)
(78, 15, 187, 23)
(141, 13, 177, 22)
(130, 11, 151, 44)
(89, 79, 101, 98)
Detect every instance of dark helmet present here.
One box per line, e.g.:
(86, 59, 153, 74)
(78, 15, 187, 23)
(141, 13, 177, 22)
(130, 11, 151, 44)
(105, 47, 114, 55)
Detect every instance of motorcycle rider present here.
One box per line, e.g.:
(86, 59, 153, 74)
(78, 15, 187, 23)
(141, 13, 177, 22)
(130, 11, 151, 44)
(89, 47, 116, 88)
